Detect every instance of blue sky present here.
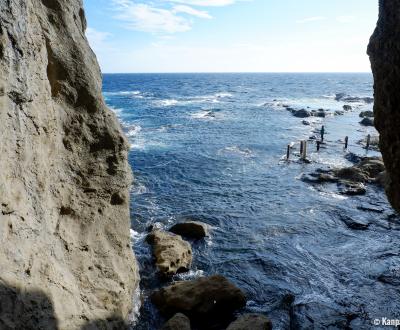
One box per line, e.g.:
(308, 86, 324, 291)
(84, 0, 378, 73)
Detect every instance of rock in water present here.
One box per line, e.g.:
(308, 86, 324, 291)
(359, 110, 374, 118)
(292, 109, 311, 118)
(0, 1, 138, 329)
(360, 117, 375, 126)
(151, 275, 247, 320)
(170, 221, 209, 239)
(146, 230, 192, 275)
(368, 0, 400, 212)
(162, 313, 191, 330)
(343, 105, 352, 111)
(227, 314, 272, 330)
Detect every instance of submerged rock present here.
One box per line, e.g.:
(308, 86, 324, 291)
(170, 221, 209, 239)
(146, 230, 192, 276)
(339, 215, 370, 230)
(302, 120, 311, 126)
(343, 105, 352, 111)
(151, 275, 246, 320)
(360, 117, 374, 126)
(339, 182, 366, 196)
(162, 313, 191, 330)
(227, 314, 272, 330)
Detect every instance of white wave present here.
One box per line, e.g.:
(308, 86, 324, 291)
(130, 229, 146, 242)
(109, 106, 124, 117)
(155, 99, 179, 107)
(128, 286, 142, 326)
(131, 182, 148, 195)
(191, 110, 217, 120)
(125, 124, 142, 137)
(221, 146, 253, 157)
(215, 92, 233, 98)
(130, 140, 166, 151)
(174, 269, 205, 281)
(104, 90, 142, 97)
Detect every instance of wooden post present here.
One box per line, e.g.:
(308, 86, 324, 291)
(366, 134, 371, 150)
(302, 140, 307, 160)
(316, 140, 321, 151)
(344, 136, 349, 149)
(286, 144, 290, 160)
(300, 141, 304, 155)
(321, 126, 325, 142)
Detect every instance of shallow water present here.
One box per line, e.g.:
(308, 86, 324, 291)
(103, 73, 400, 329)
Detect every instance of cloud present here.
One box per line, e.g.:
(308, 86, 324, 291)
(112, 0, 247, 34)
(296, 16, 326, 24)
(167, 0, 239, 6)
(86, 28, 112, 51)
(173, 5, 212, 19)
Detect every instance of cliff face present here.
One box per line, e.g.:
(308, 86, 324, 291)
(0, 1, 138, 329)
(368, 0, 400, 212)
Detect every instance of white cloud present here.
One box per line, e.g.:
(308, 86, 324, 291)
(296, 16, 326, 24)
(167, 0, 239, 6)
(173, 5, 212, 19)
(86, 27, 113, 51)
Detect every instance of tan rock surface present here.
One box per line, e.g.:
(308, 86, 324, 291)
(0, 0, 138, 329)
(146, 229, 192, 276)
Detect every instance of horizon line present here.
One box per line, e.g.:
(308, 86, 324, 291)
(102, 71, 372, 75)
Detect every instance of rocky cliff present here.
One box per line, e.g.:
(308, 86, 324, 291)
(368, 0, 400, 212)
(0, 1, 138, 329)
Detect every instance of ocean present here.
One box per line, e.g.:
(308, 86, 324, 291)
(103, 73, 400, 329)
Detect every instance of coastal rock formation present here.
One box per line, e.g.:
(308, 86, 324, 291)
(146, 230, 192, 276)
(368, 0, 400, 212)
(151, 275, 247, 321)
(227, 314, 272, 330)
(162, 313, 191, 330)
(170, 221, 209, 239)
(0, 1, 138, 329)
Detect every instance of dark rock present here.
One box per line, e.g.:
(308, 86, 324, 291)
(360, 117, 374, 126)
(302, 120, 310, 126)
(359, 110, 374, 118)
(292, 109, 311, 118)
(151, 275, 247, 320)
(335, 110, 344, 116)
(162, 313, 191, 330)
(343, 105, 352, 111)
(357, 158, 385, 178)
(227, 314, 272, 330)
(170, 221, 209, 239)
(335, 167, 369, 183)
(335, 93, 347, 101)
(357, 204, 384, 213)
(339, 215, 369, 230)
(368, 0, 400, 212)
(378, 270, 400, 286)
(146, 230, 192, 276)
(339, 182, 367, 196)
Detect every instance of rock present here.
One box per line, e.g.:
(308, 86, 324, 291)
(335, 167, 369, 183)
(227, 314, 272, 330)
(339, 182, 367, 196)
(162, 313, 191, 330)
(359, 110, 374, 118)
(357, 204, 384, 213)
(357, 158, 385, 178)
(302, 120, 311, 126)
(339, 215, 370, 230)
(343, 105, 352, 111)
(151, 275, 247, 320)
(375, 171, 387, 187)
(368, 0, 400, 212)
(0, 1, 138, 329)
(335, 93, 347, 101)
(146, 230, 192, 276)
(170, 221, 209, 239)
(292, 109, 311, 118)
(335, 110, 344, 116)
(360, 117, 374, 126)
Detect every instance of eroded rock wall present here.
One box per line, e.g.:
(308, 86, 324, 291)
(0, 0, 138, 329)
(368, 0, 400, 212)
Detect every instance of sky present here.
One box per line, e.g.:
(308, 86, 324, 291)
(83, 0, 379, 73)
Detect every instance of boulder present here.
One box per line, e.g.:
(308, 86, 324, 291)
(292, 109, 311, 118)
(151, 275, 247, 320)
(335, 167, 369, 183)
(335, 110, 344, 116)
(360, 117, 374, 126)
(357, 158, 385, 178)
(359, 110, 374, 118)
(343, 105, 352, 111)
(339, 215, 370, 230)
(314, 109, 327, 117)
(170, 221, 209, 239)
(339, 182, 367, 196)
(227, 314, 272, 330)
(146, 230, 192, 276)
(302, 120, 311, 126)
(162, 313, 191, 330)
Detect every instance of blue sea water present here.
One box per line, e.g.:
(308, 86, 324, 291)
(103, 73, 400, 329)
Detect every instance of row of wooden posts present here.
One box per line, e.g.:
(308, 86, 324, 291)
(286, 125, 372, 161)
